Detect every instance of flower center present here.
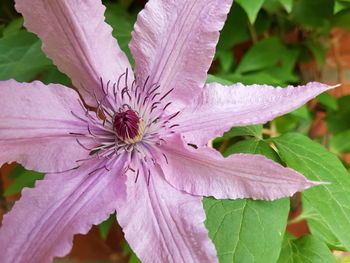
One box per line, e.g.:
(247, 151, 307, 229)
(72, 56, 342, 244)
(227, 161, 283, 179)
(113, 109, 144, 144)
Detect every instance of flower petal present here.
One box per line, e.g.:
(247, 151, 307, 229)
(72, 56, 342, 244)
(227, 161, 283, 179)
(130, 0, 233, 109)
(0, 157, 126, 263)
(0, 80, 90, 172)
(116, 166, 218, 263)
(175, 82, 336, 145)
(160, 135, 320, 200)
(15, 0, 132, 107)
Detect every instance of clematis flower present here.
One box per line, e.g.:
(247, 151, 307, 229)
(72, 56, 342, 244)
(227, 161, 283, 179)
(0, 0, 335, 262)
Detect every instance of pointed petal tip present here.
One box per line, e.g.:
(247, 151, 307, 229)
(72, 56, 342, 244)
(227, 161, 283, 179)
(329, 83, 342, 91)
(307, 180, 330, 186)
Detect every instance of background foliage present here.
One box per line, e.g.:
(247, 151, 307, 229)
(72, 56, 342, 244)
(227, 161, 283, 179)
(1, 0, 350, 262)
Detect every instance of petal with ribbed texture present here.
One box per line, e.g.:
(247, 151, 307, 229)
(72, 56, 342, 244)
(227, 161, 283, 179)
(0, 80, 91, 172)
(116, 166, 218, 263)
(175, 82, 336, 145)
(160, 135, 321, 200)
(15, 0, 132, 107)
(130, 0, 233, 109)
(0, 157, 126, 263)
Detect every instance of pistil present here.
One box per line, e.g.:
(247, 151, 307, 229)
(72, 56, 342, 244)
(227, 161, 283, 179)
(113, 109, 144, 144)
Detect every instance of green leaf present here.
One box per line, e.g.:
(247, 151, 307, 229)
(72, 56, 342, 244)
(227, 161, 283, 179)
(316, 92, 338, 111)
(216, 49, 235, 73)
(206, 74, 233, 85)
(105, 3, 136, 63)
(40, 66, 71, 86)
(217, 4, 250, 49)
(98, 213, 115, 240)
(124, 243, 141, 263)
(219, 125, 263, 142)
(304, 39, 328, 68)
(0, 30, 52, 81)
(204, 138, 289, 263)
(2, 17, 24, 37)
(325, 95, 350, 134)
(273, 133, 350, 251)
(334, 0, 350, 13)
(279, 0, 293, 13)
(326, 113, 350, 135)
(223, 138, 281, 161)
(4, 165, 44, 196)
(204, 198, 289, 263)
(275, 115, 298, 134)
(236, 0, 265, 24)
(277, 234, 337, 263)
(292, 0, 334, 28)
(8, 165, 26, 179)
(235, 37, 287, 74)
(329, 129, 350, 153)
(290, 105, 311, 121)
(224, 72, 283, 86)
(333, 8, 350, 31)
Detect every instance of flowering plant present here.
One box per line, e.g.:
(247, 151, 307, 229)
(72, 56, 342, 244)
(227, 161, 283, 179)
(0, 0, 349, 262)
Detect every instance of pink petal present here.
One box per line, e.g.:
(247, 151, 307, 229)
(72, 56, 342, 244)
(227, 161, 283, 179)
(15, 0, 132, 107)
(175, 82, 336, 145)
(159, 134, 319, 200)
(0, 80, 90, 172)
(130, 0, 233, 109)
(0, 157, 126, 263)
(116, 166, 218, 263)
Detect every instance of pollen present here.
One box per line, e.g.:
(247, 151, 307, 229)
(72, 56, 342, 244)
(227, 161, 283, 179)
(113, 109, 145, 144)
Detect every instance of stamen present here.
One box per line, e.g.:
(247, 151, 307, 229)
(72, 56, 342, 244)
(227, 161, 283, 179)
(163, 153, 169, 164)
(160, 88, 174, 101)
(70, 70, 184, 173)
(147, 169, 151, 186)
(143, 76, 150, 92)
(135, 170, 140, 183)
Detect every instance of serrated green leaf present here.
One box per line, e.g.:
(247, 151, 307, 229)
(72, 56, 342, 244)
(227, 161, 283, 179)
(204, 197, 289, 263)
(0, 30, 52, 81)
(204, 138, 289, 263)
(273, 133, 350, 251)
(236, 0, 265, 24)
(4, 166, 44, 196)
(277, 234, 337, 263)
(329, 129, 350, 153)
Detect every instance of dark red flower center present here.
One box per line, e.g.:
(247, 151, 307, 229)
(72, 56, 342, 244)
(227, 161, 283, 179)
(113, 110, 141, 142)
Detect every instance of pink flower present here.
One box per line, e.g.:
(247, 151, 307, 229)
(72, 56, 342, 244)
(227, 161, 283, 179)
(0, 0, 334, 262)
